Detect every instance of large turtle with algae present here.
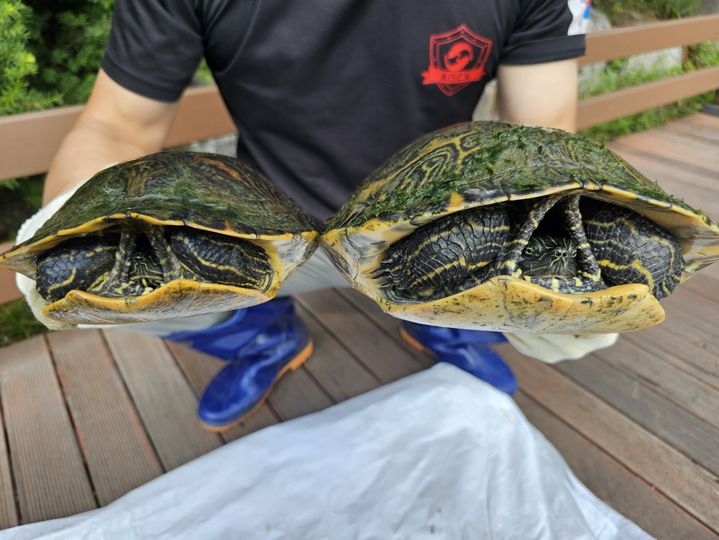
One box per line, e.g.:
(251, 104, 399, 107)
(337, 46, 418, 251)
(0, 152, 319, 329)
(322, 122, 719, 334)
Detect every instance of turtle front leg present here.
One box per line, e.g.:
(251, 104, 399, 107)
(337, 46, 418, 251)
(500, 193, 568, 276)
(90, 224, 137, 296)
(143, 224, 184, 280)
(563, 195, 604, 285)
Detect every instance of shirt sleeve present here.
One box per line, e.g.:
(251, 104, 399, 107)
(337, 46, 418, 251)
(500, 0, 586, 65)
(101, 0, 204, 102)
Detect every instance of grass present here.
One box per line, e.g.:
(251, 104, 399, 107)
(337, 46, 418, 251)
(0, 298, 45, 348)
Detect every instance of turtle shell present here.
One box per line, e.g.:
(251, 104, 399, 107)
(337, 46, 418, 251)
(322, 122, 719, 334)
(1, 152, 320, 328)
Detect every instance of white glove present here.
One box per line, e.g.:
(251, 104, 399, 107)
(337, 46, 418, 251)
(503, 331, 619, 364)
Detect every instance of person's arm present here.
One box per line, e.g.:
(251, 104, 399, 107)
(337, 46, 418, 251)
(43, 70, 179, 204)
(496, 58, 578, 133)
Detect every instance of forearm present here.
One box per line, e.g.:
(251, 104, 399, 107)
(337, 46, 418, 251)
(43, 122, 161, 204)
(43, 70, 178, 204)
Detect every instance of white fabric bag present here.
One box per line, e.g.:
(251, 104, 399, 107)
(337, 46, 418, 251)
(1, 364, 649, 540)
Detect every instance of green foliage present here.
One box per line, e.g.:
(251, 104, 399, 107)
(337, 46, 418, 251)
(195, 59, 215, 85)
(593, 0, 700, 24)
(0, 0, 56, 114)
(0, 299, 45, 348)
(685, 40, 719, 71)
(0, 175, 44, 243)
(0, 0, 115, 114)
(27, 0, 115, 106)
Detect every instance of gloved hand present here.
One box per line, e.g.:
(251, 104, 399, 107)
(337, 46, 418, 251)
(502, 331, 619, 363)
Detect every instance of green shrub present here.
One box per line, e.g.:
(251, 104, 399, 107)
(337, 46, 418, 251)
(0, 0, 56, 114)
(0, 299, 45, 348)
(27, 0, 115, 106)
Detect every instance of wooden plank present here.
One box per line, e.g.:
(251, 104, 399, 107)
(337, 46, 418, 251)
(658, 315, 717, 354)
(577, 66, 719, 130)
(47, 330, 163, 505)
(613, 142, 719, 193)
(0, 336, 96, 523)
(498, 343, 719, 531)
(297, 304, 381, 401)
(680, 272, 719, 304)
(610, 139, 719, 182)
(591, 336, 719, 429)
(165, 341, 279, 443)
(610, 147, 719, 213)
(617, 131, 719, 170)
(659, 116, 719, 145)
(674, 113, 719, 141)
(296, 290, 428, 383)
(625, 326, 719, 385)
(555, 352, 719, 476)
(0, 85, 234, 181)
(516, 393, 717, 540)
(103, 331, 222, 471)
(0, 379, 18, 528)
(581, 15, 719, 65)
(0, 241, 21, 305)
(267, 366, 335, 421)
(623, 326, 719, 391)
(660, 292, 719, 351)
(336, 289, 436, 369)
(697, 257, 719, 281)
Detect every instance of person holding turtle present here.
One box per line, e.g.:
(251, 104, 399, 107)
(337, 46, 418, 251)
(19, 0, 616, 430)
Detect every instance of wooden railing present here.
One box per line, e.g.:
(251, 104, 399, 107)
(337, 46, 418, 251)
(0, 85, 235, 181)
(577, 14, 719, 129)
(1, 14, 718, 304)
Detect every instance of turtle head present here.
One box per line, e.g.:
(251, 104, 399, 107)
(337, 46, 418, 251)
(519, 236, 577, 278)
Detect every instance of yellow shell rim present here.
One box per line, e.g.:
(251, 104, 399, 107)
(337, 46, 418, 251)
(43, 278, 270, 318)
(323, 182, 717, 239)
(0, 212, 319, 271)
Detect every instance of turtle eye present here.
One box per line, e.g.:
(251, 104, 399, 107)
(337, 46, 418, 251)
(524, 246, 535, 257)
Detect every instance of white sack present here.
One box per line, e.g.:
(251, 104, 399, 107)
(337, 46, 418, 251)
(2, 364, 649, 540)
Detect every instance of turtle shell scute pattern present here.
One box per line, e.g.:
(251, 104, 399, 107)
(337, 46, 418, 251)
(328, 122, 699, 231)
(30, 152, 320, 245)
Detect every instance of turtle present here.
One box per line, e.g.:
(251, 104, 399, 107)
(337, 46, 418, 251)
(322, 122, 719, 334)
(0, 152, 320, 329)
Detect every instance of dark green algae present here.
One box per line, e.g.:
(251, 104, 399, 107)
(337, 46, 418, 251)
(328, 122, 698, 230)
(28, 152, 320, 245)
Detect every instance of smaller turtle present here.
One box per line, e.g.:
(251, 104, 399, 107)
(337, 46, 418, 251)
(0, 152, 320, 329)
(322, 122, 719, 334)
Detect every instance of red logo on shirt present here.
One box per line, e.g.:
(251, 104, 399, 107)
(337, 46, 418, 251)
(422, 24, 493, 96)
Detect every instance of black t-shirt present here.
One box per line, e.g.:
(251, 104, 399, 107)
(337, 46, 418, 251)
(102, 0, 585, 220)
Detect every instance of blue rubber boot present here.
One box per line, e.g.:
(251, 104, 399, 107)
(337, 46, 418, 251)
(166, 298, 312, 430)
(401, 321, 517, 395)
(165, 299, 298, 361)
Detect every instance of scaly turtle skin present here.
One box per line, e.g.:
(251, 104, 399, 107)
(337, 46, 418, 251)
(322, 122, 719, 334)
(0, 152, 320, 329)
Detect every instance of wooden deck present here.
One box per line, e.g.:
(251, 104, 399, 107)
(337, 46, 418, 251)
(0, 114, 718, 537)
